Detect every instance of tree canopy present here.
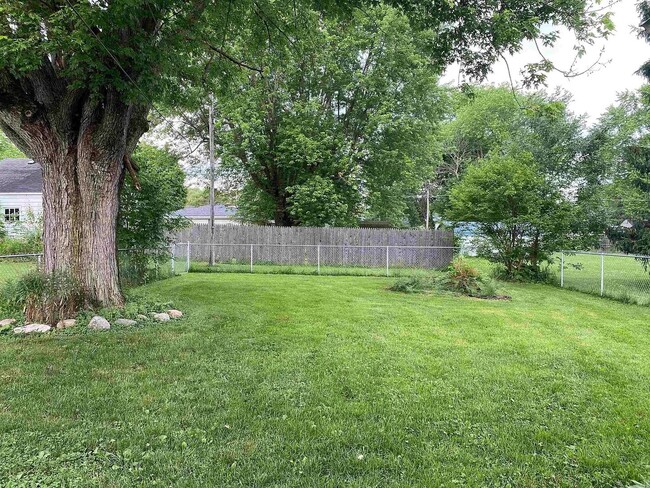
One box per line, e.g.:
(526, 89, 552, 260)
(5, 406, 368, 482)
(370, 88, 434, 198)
(0, 0, 615, 305)
(447, 152, 572, 278)
(215, 5, 444, 226)
(578, 86, 650, 256)
(433, 86, 585, 215)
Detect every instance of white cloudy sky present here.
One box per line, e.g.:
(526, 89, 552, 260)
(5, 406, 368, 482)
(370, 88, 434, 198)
(442, 0, 648, 125)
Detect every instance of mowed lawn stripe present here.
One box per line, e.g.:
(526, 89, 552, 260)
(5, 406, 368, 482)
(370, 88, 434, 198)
(1, 273, 649, 486)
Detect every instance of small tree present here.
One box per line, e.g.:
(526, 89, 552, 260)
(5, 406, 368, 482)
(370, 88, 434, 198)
(118, 144, 188, 284)
(447, 153, 571, 279)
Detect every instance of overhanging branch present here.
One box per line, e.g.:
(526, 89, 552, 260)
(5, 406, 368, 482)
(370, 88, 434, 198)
(204, 42, 264, 76)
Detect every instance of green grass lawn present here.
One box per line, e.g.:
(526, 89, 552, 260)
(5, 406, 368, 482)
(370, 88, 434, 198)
(2, 274, 650, 486)
(0, 259, 37, 283)
(556, 253, 650, 305)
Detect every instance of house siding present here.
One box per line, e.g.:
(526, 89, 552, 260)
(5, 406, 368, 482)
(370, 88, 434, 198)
(0, 192, 43, 237)
(185, 216, 239, 226)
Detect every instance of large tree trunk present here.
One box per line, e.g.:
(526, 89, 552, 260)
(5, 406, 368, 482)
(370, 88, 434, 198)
(0, 76, 149, 308)
(273, 194, 295, 226)
(41, 150, 124, 306)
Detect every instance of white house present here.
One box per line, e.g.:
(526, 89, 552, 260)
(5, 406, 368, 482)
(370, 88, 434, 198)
(0, 158, 43, 237)
(174, 204, 239, 225)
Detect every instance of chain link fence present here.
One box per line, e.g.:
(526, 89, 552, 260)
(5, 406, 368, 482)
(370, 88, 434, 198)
(0, 249, 175, 288)
(117, 248, 176, 287)
(559, 251, 650, 306)
(173, 243, 458, 277)
(0, 253, 42, 285)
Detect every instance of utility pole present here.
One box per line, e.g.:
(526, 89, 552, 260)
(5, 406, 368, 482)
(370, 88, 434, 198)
(208, 94, 215, 266)
(425, 182, 430, 230)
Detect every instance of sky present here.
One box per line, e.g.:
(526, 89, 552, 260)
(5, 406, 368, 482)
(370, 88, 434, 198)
(442, 0, 648, 125)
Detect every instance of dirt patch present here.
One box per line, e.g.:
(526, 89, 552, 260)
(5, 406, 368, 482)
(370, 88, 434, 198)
(469, 294, 512, 301)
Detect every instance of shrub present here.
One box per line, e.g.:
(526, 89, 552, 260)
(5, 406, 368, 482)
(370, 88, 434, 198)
(490, 262, 557, 284)
(445, 258, 482, 295)
(0, 236, 43, 255)
(0, 270, 84, 325)
(446, 153, 573, 281)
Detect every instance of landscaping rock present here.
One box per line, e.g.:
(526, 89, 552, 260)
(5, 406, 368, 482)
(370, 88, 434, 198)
(168, 309, 183, 319)
(0, 318, 16, 327)
(151, 312, 171, 322)
(88, 316, 111, 331)
(115, 318, 137, 326)
(13, 324, 51, 334)
(137, 314, 148, 321)
(56, 319, 77, 329)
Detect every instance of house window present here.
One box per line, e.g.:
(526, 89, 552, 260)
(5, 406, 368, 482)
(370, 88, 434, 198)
(4, 208, 20, 223)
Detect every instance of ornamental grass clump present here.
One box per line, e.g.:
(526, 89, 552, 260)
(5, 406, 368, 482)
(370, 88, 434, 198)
(390, 258, 508, 299)
(0, 270, 85, 325)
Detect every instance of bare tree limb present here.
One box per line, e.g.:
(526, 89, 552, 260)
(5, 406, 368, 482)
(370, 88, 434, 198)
(204, 42, 264, 75)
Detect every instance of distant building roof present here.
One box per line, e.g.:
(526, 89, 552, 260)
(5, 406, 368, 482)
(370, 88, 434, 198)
(174, 204, 238, 218)
(620, 219, 634, 229)
(0, 158, 43, 193)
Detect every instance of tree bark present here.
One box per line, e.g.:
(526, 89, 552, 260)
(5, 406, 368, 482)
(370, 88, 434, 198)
(273, 194, 295, 226)
(41, 150, 125, 306)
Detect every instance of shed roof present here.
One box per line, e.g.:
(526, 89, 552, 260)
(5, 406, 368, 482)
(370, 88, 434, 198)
(174, 204, 238, 218)
(0, 158, 43, 193)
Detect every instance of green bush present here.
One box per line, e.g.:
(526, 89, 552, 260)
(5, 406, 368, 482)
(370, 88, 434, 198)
(0, 270, 84, 325)
(489, 262, 557, 284)
(444, 258, 482, 295)
(0, 236, 43, 255)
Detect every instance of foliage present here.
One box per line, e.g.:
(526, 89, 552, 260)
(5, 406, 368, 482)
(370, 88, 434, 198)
(0, 0, 613, 107)
(0, 208, 43, 255)
(0, 236, 42, 255)
(579, 87, 650, 257)
(0, 270, 84, 324)
(119, 144, 188, 249)
(443, 258, 482, 295)
(118, 144, 188, 283)
(447, 153, 572, 279)
(638, 1, 650, 80)
(185, 187, 238, 208)
(185, 188, 210, 208)
(0, 130, 23, 159)
(287, 176, 358, 227)
(434, 86, 586, 213)
(390, 258, 501, 297)
(389, 272, 438, 293)
(215, 5, 444, 226)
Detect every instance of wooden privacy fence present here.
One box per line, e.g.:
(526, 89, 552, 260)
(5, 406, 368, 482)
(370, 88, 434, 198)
(174, 225, 455, 269)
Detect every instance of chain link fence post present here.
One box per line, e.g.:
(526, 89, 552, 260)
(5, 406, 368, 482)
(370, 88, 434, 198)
(386, 246, 389, 277)
(250, 244, 254, 273)
(186, 242, 190, 272)
(600, 252, 604, 296)
(560, 251, 564, 288)
(317, 244, 321, 275)
(170, 243, 175, 275)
